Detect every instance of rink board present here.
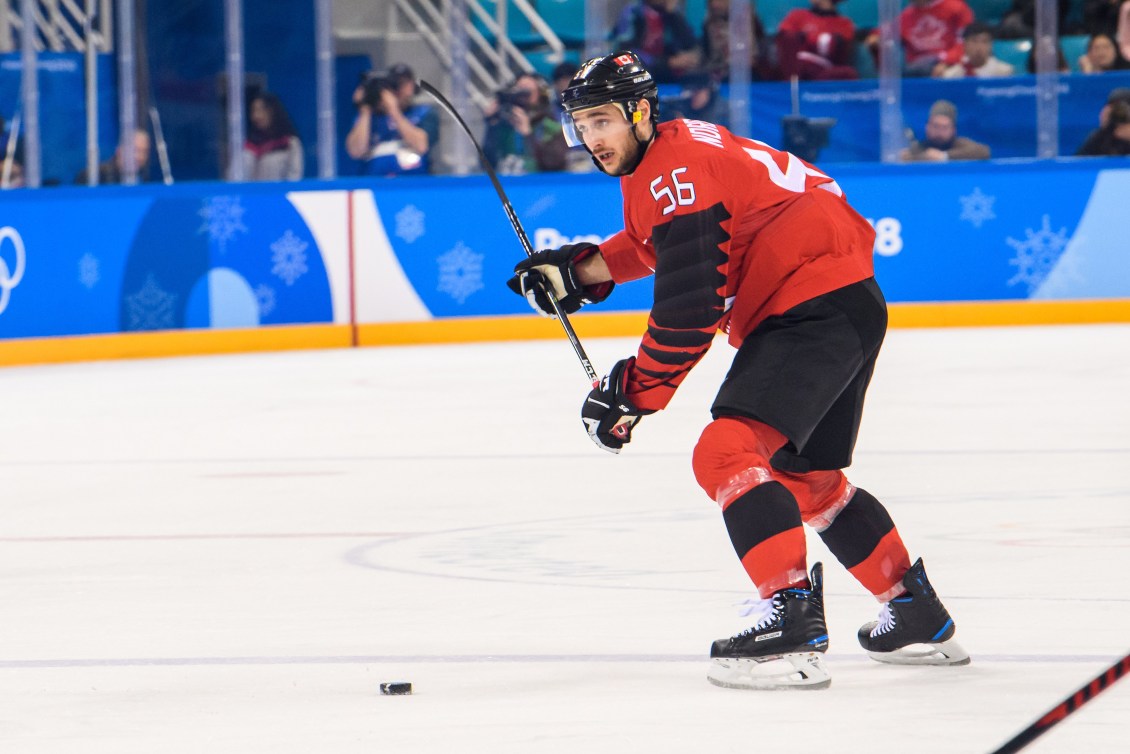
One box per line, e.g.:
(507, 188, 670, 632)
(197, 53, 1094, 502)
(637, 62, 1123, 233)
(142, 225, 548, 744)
(0, 159, 1128, 365)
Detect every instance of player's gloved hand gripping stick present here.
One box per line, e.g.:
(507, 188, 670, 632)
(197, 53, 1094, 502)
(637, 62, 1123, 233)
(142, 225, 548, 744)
(506, 243, 614, 318)
(418, 80, 599, 386)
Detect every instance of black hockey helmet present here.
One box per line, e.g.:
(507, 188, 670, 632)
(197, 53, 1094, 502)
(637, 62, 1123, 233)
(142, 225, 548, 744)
(560, 51, 659, 124)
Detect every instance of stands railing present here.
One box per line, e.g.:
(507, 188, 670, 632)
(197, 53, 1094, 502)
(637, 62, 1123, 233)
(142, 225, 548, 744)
(0, 0, 111, 53)
(391, 0, 565, 107)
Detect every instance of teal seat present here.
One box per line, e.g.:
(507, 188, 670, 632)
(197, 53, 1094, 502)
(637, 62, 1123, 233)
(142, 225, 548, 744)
(969, 0, 1014, 25)
(759, 0, 803, 34)
(684, 0, 708, 31)
(1061, 34, 1089, 72)
(842, 0, 878, 31)
(536, 0, 587, 45)
(993, 38, 1033, 72)
(855, 41, 877, 78)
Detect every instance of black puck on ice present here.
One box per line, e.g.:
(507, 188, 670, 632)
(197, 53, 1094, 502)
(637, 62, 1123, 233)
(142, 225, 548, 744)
(379, 681, 413, 695)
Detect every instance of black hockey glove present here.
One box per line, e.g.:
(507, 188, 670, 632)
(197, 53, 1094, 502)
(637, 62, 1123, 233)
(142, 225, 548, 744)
(506, 242, 613, 318)
(581, 357, 653, 454)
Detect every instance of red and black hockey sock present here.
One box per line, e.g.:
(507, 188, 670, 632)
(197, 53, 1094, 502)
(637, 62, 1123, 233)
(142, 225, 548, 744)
(816, 487, 911, 601)
(722, 481, 808, 598)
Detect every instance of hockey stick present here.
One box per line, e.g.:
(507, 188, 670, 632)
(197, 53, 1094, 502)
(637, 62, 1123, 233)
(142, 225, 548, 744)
(417, 79, 599, 385)
(989, 651, 1130, 753)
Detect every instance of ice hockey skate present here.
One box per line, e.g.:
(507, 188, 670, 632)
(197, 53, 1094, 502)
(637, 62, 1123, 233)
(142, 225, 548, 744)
(858, 558, 970, 666)
(707, 562, 831, 690)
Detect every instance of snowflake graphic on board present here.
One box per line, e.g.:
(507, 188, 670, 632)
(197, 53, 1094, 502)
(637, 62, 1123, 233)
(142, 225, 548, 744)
(270, 230, 309, 286)
(254, 284, 277, 318)
(395, 204, 426, 243)
(198, 196, 249, 253)
(125, 274, 177, 330)
(1006, 215, 1070, 293)
(437, 242, 484, 304)
(77, 252, 100, 289)
(958, 186, 996, 228)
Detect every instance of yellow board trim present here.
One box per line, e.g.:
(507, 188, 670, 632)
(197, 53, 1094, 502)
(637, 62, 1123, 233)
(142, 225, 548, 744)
(0, 324, 353, 367)
(357, 300, 1130, 346)
(2, 300, 1129, 368)
(887, 299, 1130, 328)
(355, 312, 650, 346)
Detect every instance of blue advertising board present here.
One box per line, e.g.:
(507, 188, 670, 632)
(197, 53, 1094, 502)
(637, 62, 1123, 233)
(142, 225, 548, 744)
(367, 159, 1129, 318)
(0, 184, 335, 340)
(365, 172, 655, 318)
(0, 158, 1127, 347)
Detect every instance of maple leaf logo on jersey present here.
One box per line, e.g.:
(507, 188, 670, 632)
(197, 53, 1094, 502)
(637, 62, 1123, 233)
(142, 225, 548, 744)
(907, 16, 949, 53)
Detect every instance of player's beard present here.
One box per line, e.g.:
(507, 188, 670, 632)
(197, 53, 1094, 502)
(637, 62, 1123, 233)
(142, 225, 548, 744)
(592, 129, 647, 176)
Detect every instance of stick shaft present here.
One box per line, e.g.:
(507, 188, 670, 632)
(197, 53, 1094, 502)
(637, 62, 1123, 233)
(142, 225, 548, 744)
(418, 80, 599, 384)
(990, 652, 1130, 753)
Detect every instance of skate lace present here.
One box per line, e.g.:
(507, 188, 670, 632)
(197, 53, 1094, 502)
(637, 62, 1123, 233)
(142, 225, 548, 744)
(871, 602, 897, 637)
(734, 595, 784, 637)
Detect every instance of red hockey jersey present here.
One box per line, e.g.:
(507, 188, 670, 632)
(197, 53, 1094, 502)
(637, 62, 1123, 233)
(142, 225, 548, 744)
(599, 119, 876, 412)
(899, 0, 973, 67)
(776, 8, 857, 79)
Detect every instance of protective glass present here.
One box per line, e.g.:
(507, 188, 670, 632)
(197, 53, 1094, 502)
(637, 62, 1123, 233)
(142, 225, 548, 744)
(560, 105, 638, 148)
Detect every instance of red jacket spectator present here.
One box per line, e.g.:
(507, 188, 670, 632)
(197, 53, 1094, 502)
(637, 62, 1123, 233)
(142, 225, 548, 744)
(900, 0, 974, 76)
(777, 0, 858, 80)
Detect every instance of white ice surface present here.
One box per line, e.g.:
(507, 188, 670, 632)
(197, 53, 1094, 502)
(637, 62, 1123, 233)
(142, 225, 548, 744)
(1, 324, 1128, 753)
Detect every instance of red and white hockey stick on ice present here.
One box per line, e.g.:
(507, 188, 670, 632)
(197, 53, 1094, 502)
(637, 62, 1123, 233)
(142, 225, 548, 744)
(989, 651, 1130, 753)
(418, 79, 600, 386)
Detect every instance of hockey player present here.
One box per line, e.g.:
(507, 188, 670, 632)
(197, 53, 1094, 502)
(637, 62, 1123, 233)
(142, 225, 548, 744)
(506, 51, 969, 689)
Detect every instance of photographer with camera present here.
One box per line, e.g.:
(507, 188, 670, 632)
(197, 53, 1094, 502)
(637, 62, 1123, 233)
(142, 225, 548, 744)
(481, 73, 568, 176)
(345, 63, 439, 177)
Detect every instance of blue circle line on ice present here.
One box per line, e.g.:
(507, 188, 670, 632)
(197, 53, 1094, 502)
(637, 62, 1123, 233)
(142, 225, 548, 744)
(340, 511, 1130, 595)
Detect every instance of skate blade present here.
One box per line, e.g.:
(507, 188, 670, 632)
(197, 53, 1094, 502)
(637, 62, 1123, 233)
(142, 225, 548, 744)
(707, 652, 831, 690)
(866, 638, 971, 666)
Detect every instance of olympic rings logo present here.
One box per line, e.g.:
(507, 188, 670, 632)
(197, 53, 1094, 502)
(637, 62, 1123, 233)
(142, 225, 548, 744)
(0, 226, 26, 316)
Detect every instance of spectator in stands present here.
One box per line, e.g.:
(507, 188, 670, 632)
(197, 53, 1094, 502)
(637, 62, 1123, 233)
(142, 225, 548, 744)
(482, 73, 569, 176)
(611, 0, 702, 83)
(0, 115, 20, 189)
(1, 157, 23, 189)
(997, 0, 1074, 39)
(776, 0, 859, 80)
(238, 91, 304, 181)
(900, 100, 991, 162)
(661, 70, 730, 126)
(1076, 87, 1130, 155)
(345, 63, 439, 177)
(887, 0, 974, 77)
(701, 0, 772, 81)
(1077, 33, 1129, 73)
(940, 22, 1015, 77)
(75, 128, 152, 184)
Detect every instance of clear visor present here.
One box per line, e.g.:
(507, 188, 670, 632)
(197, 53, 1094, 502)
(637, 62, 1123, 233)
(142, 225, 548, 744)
(560, 104, 639, 148)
